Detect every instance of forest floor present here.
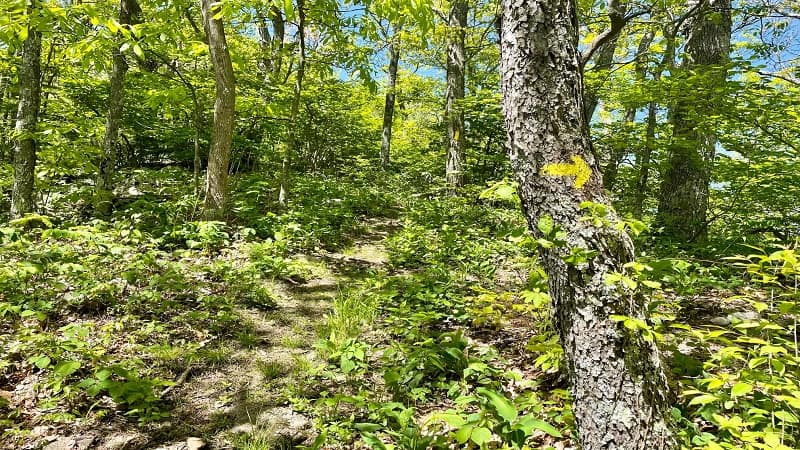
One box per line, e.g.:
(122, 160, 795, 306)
(23, 219, 398, 450)
(3, 168, 798, 450)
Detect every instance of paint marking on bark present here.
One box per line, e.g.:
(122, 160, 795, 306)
(542, 155, 591, 188)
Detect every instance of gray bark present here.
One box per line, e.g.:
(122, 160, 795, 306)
(278, 0, 305, 206)
(499, 1, 675, 449)
(657, 0, 731, 241)
(96, 0, 141, 211)
(445, 0, 466, 188)
(380, 43, 399, 170)
(200, 0, 236, 219)
(11, 24, 42, 219)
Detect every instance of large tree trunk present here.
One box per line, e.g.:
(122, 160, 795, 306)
(445, 0, 466, 189)
(200, 0, 236, 219)
(10, 22, 42, 219)
(499, 1, 675, 449)
(96, 0, 141, 212)
(380, 43, 399, 170)
(656, 0, 731, 241)
(277, 0, 305, 206)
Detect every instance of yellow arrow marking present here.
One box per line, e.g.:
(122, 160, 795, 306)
(542, 155, 591, 189)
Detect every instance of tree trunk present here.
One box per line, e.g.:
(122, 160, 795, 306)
(200, 0, 236, 219)
(270, 6, 285, 81)
(633, 101, 657, 218)
(583, 0, 627, 121)
(656, 0, 731, 241)
(10, 22, 42, 219)
(602, 30, 654, 191)
(445, 0, 466, 189)
(499, 1, 675, 449)
(633, 23, 677, 219)
(380, 43, 399, 170)
(277, 0, 305, 206)
(96, 0, 141, 213)
(257, 13, 272, 77)
(0, 72, 11, 162)
(191, 91, 202, 195)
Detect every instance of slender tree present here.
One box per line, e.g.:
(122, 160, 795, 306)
(445, 0, 466, 188)
(96, 0, 141, 212)
(602, 29, 654, 191)
(11, 10, 42, 219)
(499, 0, 675, 448)
(200, 0, 236, 219)
(277, 0, 306, 206)
(380, 41, 399, 169)
(657, 0, 731, 241)
(583, 0, 628, 121)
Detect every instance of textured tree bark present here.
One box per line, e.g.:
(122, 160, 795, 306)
(11, 21, 42, 219)
(656, 0, 731, 241)
(96, 0, 141, 213)
(200, 0, 236, 219)
(445, 0, 466, 189)
(380, 43, 399, 170)
(278, 0, 305, 206)
(499, 1, 675, 449)
(602, 30, 654, 191)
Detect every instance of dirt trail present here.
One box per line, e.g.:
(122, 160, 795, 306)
(33, 219, 396, 450)
(149, 219, 394, 449)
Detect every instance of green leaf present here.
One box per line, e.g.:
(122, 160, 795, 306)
(454, 424, 473, 444)
(30, 355, 51, 369)
(537, 216, 554, 236)
(470, 426, 492, 446)
(354, 423, 382, 432)
(54, 360, 81, 378)
(688, 394, 719, 406)
(132, 44, 144, 59)
(731, 382, 752, 397)
(476, 387, 517, 423)
(515, 416, 562, 437)
(773, 410, 798, 423)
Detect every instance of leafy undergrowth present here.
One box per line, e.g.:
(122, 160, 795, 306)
(1, 167, 799, 450)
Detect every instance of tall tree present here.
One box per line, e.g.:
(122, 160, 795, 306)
(380, 41, 399, 169)
(200, 0, 236, 219)
(499, 0, 675, 448)
(656, 0, 732, 241)
(11, 8, 42, 219)
(582, 0, 628, 121)
(601, 29, 654, 191)
(96, 0, 141, 212)
(278, 0, 306, 206)
(445, 0, 466, 188)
